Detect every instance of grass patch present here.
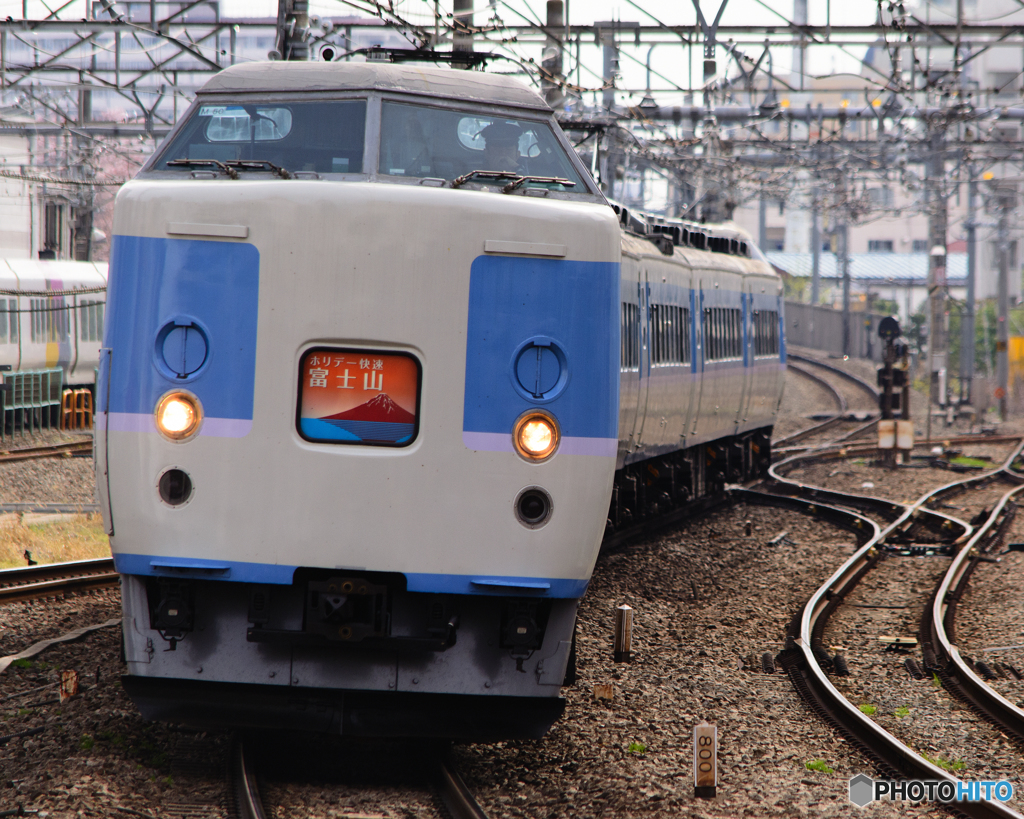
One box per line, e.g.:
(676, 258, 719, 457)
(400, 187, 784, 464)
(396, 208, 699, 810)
(0, 513, 109, 569)
(858, 704, 877, 716)
(894, 706, 910, 718)
(80, 734, 94, 751)
(10, 659, 32, 669)
(805, 759, 834, 774)
(932, 672, 942, 688)
(949, 456, 990, 468)
(626, 741, 647, 756)
(922, 753, 966, 772)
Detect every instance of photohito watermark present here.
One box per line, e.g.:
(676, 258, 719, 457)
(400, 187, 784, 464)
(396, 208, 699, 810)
(849, 774, 1014, 807)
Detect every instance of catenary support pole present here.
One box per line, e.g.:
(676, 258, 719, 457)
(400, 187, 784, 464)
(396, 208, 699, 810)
(963, 169, 977, 406)
(840, 223, 851, 357)
(810, 189, 820, 304)
(997, 189, 1012, 421)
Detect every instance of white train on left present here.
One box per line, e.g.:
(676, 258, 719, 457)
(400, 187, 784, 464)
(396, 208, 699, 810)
(0, 259, 108, 384)
(98, 60, 784, 741)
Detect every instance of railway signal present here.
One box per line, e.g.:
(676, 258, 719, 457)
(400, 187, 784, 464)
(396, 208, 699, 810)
(877, 318, 911, 467)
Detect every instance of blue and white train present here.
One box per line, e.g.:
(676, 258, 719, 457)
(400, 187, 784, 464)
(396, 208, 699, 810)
(98, 61, 784, 740)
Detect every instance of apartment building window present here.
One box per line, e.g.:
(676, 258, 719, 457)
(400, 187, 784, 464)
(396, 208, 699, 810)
(912, 239, 929, 253)
(765, 227, 785, 252)
(989, 240, 1019, 271)
(867, 187, 894, 207)
(868, 240, 894, 253)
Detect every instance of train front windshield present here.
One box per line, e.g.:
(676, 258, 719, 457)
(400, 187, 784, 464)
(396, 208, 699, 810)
(378, 102, 584, 189)
(152, 100, 368, 174)
(151, 96, 586, 192)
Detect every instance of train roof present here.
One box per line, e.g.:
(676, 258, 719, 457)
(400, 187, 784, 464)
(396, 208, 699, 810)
(199, 62, 550, 111)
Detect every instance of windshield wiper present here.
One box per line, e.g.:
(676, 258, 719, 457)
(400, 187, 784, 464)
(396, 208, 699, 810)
(501, 175, 576, 194)
(450, 170, 519, 189)
(166, 159, 239, 179)
(449, 169, 575, 194)
(225, 159, 292, 179)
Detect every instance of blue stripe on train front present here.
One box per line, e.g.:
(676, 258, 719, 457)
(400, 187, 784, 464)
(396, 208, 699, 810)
(462, 255, 620, 451)
(112, 553, 588, 597)
(102, 235, 259, 437)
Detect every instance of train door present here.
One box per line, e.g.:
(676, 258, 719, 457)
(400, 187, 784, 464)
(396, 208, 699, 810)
(95, 348, 113, 535)
(689, 281, 706, 437)
(618, 260, 643, 455)
(735, 283, 754, 427)
(632, 269, 653, 451)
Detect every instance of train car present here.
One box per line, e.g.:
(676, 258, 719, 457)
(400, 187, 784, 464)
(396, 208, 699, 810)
(99, 60, 782, 740)
(609, 216, 784, 527)
(0, 259, 107, 385)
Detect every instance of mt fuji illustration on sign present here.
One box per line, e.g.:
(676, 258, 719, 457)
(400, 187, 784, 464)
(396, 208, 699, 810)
(299, 349, 420, 446)
(320, 393, 416, 443)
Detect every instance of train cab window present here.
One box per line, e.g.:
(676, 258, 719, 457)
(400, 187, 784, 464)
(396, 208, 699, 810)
(753, 310, 780, 357)
(152, 100, 367, 175)
(650, 304, 691, 366)
(379, 101, 584, 192)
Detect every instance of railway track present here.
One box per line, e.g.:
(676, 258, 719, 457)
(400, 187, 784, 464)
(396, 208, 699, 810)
(0, 557, 117, 604)
(0, 439, 92, 463)
(776, 353, 881, 451)
(232, 736, 490, 819)
(752, 439, 1024, 818)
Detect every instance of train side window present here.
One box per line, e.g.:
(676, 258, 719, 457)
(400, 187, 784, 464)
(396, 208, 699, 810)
(0, 302, 7, 343)
(30, 299, 40, 343)
(681, 307, 691, 363)
(82, 300, 104, 342)
(9, 300, 17, 343)
(621, 302, 640, 370)
(753, 310, 780, 357)
(650, 304, 691, 366)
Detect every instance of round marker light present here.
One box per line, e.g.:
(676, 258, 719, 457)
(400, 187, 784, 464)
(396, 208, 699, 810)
(513, 411, 559, 461)
(155, 391, 202, 441)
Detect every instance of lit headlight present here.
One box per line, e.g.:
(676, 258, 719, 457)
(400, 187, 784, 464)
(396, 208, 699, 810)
(155, 391, 202, 441)
(513, 411, 559, 461)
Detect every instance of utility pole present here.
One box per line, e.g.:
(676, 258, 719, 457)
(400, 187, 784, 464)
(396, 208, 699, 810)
(599, 24, 619, 113)
(541, 2, 565, 110)
(840, 222, 851, 356)
(963, 168, 977, 406)
(810, 188, 820, 304)
(275, 0, 309, 61)
(996, 187, 1014, 421)
(925, 121, 948, 441)
(758, 193, 767, 251)
(453, 0, 474, 63)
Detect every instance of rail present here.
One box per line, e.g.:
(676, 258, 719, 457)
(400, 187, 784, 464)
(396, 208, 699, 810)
(758, 440, 1024, 819)
(0, 557, 117, 604)
(229, 737, 491, 819)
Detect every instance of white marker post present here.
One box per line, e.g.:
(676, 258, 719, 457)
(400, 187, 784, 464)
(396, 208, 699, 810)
(694, 721, 717, 799)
